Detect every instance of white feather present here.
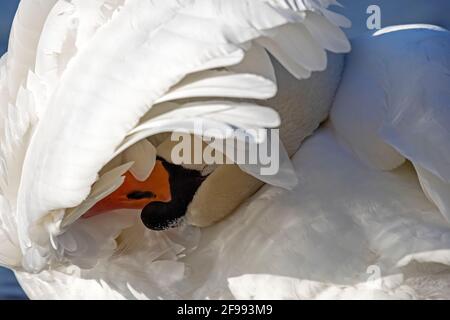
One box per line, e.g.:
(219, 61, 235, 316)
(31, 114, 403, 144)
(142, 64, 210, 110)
(124, 139, 156, 182)
(330, 25, 450, 223)
(61, 162, 133, 229)
(415, 164, 450, 224)
(156, 45, 277, 103)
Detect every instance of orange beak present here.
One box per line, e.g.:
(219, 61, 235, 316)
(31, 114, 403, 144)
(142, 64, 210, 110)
(83, 160, 172, 218)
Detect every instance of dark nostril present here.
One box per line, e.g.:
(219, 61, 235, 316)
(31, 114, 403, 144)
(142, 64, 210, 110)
(127, 190, 156, 200)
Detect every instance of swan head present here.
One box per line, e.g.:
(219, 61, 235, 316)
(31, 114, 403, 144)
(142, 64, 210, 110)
(84, 155, 208, 231)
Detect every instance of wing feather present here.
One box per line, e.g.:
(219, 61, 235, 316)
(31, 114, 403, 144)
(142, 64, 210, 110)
(0, 0, 350, 270)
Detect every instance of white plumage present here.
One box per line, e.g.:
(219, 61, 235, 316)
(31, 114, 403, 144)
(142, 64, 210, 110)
(336, 0, 450, 39)
(2, 0, 450, 300)
(0, 0, 349, 273)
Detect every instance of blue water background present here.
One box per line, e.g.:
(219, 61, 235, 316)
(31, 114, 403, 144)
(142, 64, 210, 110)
(0, 0, 27, 300)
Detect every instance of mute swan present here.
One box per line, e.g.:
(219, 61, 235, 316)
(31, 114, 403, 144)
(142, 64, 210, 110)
(3, 1, 450, 300)
(0, 0, 350, 295)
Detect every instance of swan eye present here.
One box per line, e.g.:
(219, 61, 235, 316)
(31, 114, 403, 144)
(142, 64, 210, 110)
(127, 191, 156, 200)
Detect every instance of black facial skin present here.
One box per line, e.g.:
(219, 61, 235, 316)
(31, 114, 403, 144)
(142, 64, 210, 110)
(140, 157, 207, 231)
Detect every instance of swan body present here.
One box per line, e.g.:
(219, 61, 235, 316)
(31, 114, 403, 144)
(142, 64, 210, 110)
(337, 0, 450, 39)
(3, 1, 450, 300)
(0, 0, 349, 277)
(16, 127, 450, 300)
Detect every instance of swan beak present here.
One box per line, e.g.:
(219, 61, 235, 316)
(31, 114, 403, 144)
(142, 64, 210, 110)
(83, 160, 172, 218)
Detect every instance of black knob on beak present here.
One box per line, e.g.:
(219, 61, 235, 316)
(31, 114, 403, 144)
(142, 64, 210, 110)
(140, 157, 207, 231)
